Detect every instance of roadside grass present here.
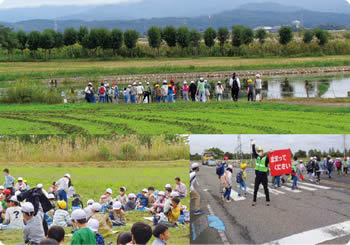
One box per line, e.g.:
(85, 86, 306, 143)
(0, 161, 189, 245)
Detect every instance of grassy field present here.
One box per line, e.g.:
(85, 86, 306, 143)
(0, 102, 349, 134)
(2, 55, 350, 81)
(0, 161, 189, 245)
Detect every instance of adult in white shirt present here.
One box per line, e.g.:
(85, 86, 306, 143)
(255, 74, 263, 101)
(56, 173, 71, 210)
(229, 72, 241, 102)
(137, 82, 145, 104)
(190, 163, 203, 216)
(161, 81, 168, 103)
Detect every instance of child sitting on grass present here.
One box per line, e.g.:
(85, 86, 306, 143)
(136, 189, 149, 210)
(125, 193, 136, 211)
(147, 186, 156, 207)
(109, 201, 126, 224)
(22, 202, 45, 244)
(52, 200, 72, 227)
(152, 224, 170, 245)
(90, 203, 113, 237)
(115, 187, 128, 206)
(5, 196, 24, 229)
(167, 197, 181, 224)
(71, 209, 96, 245)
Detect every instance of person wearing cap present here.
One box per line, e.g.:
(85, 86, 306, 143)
(84, 199, 94, 219)
(343, 157, 348, 176)
(335, 157, 343, 176)
(189, 81, 197, 102)
(37, 183, 49, 198)
(247, 79, 255, 102)
(154, 83, 162, 103)
(255, 74, 263, 102)
(174, 177, 187, 198)
(71, 209, 96, 245)
(222, 165, 233, 202)
(115, 187, 128, 207)
(204, 80, 211, 102)
(84, 82, 94, 103)
(15, 177, 27, 192)
(238, 163, 248, 197)
(130, 82, 138, 104)
(22, 202, 45, 244)
(90, 202, 113, 237)
(182, 81, 189, 101)
(190, 163, 203, 215)
(109, 201, 126, 223)
(251, 140, 270, 206)
(215, 81, 224, 101)
(150, 191, 167, 214)
(56, 174, 71, 211)
(136, 189, 149, 210)
(98, 82, 106, 103)
(196, 78, 206, 103)
(106, 83, 114, 103)
(143, 82, 152, 103)
(52, 200, 72, 227)
(229, 72, 241, 102)
(46, 193, 56, 219)
(167, 83, 175, 103)
(87, 218, 105, 245)
(5, 196, 24, 229)
(125, 193, 137, 211)
(136, 82, 144, 104)
(3, 168, 15, 195)
(113, 81, 119, 104)
(161, 80, 168, 103)
(99, 188, 113, 208)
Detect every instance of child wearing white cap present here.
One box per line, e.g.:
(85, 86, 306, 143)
(99, 188, 113, 207)
(125, 193, 136, 211)
(15, 177, 27, 192)
(22, 202, 45, 244)
(88, 218, 105, 245)
(150, 191, 167, 214)
(71, 209, 96, 245)
(136, 189, 149, 210)
(109, 201, 126, 223)
(5, 196, 24, 229)
(90, 202, 113, 237)
(84, 199, 94, 219)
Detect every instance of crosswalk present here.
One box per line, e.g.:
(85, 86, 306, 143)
(226, 181, 331, 202)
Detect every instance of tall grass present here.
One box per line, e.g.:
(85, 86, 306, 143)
(0, 135, 189, 162)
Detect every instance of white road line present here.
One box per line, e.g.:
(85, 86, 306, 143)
(207, 204, 230, 245)
(251, 184, 285, 195)
(238, 185, 264, 198)
(284, 183, 317, 191)
(298, 182, 331, 190)
(265, 220, 350, 245)
(230, 189, 246, 201)
(279, 185, 302, 193)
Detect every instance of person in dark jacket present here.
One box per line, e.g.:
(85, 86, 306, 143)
(189, 81, 197, 102)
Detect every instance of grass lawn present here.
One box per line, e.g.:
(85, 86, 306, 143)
(0, 161, 189, 245)
(2, 55, 350, 81)
(0, 101, 349, 134)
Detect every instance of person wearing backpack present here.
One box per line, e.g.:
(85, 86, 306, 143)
(335, 158, 343, 176)
(306, 157, 314, 182)
(222, 165, 233, 202)
(98, 82, 106, 104)
(327, 156, 334, 179)
(251, 141, 270, 206)
(196, 78, 206, 103)
(314, 157, 321, 184)
(229, 72, 240, 102)
(343, 157, 348, 176)
(143, 82, 152, 103)
(238, 163, 247, 197)
(189, 81, 197, 102)
(216, 161, 226, 201)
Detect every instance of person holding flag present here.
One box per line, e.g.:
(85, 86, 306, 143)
(251, 140, 270, 206)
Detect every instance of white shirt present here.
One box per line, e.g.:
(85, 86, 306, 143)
(15, 182, 27, 191)
(85, 86, 92, 94)
(229, 77, 241, 89)
(56, 177, 69, 193)
(190, 172, 196, 192)
(5, 206, 24, 228)
(137, 85, 144, 94)
(161, 85, 168, 96)
(255, 79, 262, 89)
(216, 85, 224, 94)
(175, 182, 187, 197)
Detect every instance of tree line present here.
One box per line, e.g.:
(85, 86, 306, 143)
(0, 24, 331, 60)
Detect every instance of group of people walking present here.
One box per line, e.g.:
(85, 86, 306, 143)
(84, 73, 264, 104)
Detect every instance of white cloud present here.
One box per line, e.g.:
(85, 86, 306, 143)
(0, 0, 135, 8)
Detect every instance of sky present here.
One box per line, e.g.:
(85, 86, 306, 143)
(189, 135, 349, 154)
(0, 0, 136, 8)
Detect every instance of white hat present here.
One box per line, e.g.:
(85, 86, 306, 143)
(227, 165, 233, 169)
(217, 81, 221, 84)
(191, 81, 194, 84)
(48, 194, 55, 199)
(106, 188, 113, 194)
(113, 201, 122, 210)
(184, 81, 187, 84)
(158, 191, 165, 196)
(170, 192, 179, 197)
(192, 163, 199, 169)
(128, 193, 136, 199)
(0, 185, 5, 190)
(142, 188, 148, 193)
(120, 187, 126, 192)
(165, 184, 171, 188)
(22, 202, 34, 213)
(87, 199, 94, 205)
(9, 196, 19, 203)
(204, 80, 208, 83)
(37, 184, 43, 188)
(146, 82, 150, 85)
(200, 77, 204, 81)
(128, 85, 132, 87)
(133, 82, 136, 85)
(91, 203, 102, 212)
(15, 191, 21, 197)
(18, 177, 23, 181)
(256, 74, 261, 78)
(87, 218, 99, 232)
(106, 83, 109, 87)
(138, 82, 142, 85)
(88, 82, 92, 86)
(71, 209, 86, 220)
(64, 173, 71, 179)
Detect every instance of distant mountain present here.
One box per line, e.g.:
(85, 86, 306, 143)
(2, 5, 350, 33)
(0, 0, 350, 23)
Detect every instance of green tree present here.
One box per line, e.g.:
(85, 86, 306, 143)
(86, 28, 100, 56)
(314, 29, 329, 46)
(176, 26, 190, 56)
(242, 27, 254, 45)
(189, 29, 201, 55)
(217, 27, 229, 55)
(124, 29, 139, 57)
(2, 31, 18, 60)
(110, 28, 123, 56)
(203, 27, 216, 49)
(63, 27, 77, 47)
(279, 26, 293, 45)
(303, 30, 314, 43)
(206, 147, 225, 158)
(255, 28, 267, 44)
(77, 26, 89, 44)
(147, 26, 162, 56)
(27, 31, 41, 58)
(53, 31, 64, 49)
(97, 28, 111, 57)
(162, 25, 177, 48)
(232, 25, 244, 47)
(40, 29, 55, 59)
(16, 30, 27, 56)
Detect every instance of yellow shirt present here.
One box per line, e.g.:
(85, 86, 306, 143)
(167, 206, 180, 223)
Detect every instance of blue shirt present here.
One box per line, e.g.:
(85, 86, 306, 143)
(152, 238, 166, 245)
(4, 175, 15, 188)
(136, 193, 148, 208)
(96, 232, 105, 245)
(114, 86, 119, 96)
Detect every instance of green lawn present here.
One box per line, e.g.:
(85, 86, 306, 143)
(0, 161, 189, 245)
(0, 102, 349, 134)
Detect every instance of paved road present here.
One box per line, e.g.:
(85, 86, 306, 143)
(191, 165, 350, 245)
